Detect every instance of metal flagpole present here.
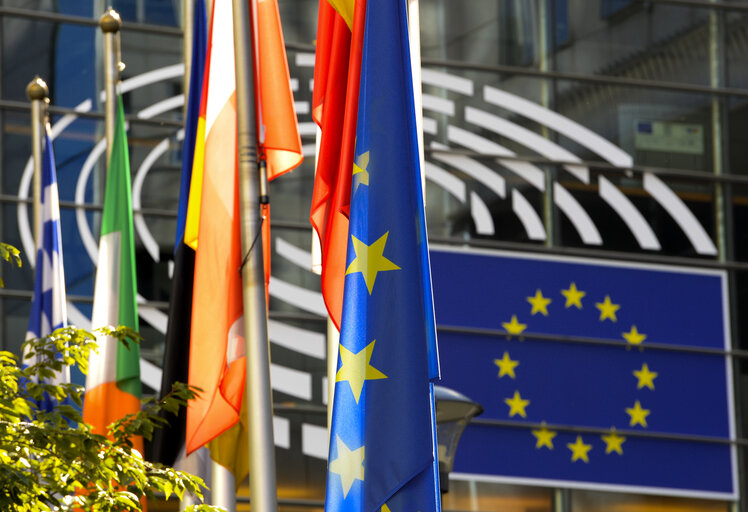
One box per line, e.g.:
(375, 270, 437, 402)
(232, 1, 279, 512)
(407, 0, 426, 195)
(26, 77, 48, 252)
(100, 7, 121, 167)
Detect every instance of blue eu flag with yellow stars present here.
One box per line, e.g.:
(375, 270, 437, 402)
(324, 0, 441, 512)
(431, 247, 737, 500)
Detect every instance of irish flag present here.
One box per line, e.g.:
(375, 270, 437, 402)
(83, 95, 142, 451)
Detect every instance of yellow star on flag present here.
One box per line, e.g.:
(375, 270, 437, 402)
(336, 340, 388, 403)
(633, 363, 658, 390)
(626, 400, 650, 428)
(328, 435, 365, 498)
(623, 325, 647, 346)
(601, 428, 626, 455)
(493, 352, 519, 379)
(504, 390, 530, 418)
(567, 436, 592, 463)
(561, 282, 585, 309)
(532, 423, 556, 449)
(502, 315, 527, 338)
(595, 295, 620, 322)
(352, 150, 370, 193)
(527, 289, 551, 316)
(345, 232, 401, 294)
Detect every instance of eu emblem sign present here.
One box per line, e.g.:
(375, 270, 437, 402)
(431, 246, 736, 499)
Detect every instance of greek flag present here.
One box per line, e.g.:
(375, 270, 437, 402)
(25, 129, 69, 413)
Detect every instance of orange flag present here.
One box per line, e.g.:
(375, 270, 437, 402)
(185, 0, 302, 457)
(309, 0, 366, 329)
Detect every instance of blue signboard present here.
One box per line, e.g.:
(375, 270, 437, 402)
(431, 246, 737, 499)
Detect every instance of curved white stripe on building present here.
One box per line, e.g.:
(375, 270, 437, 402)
(137, 95, 185, 119)
(271, 363, 312, 400)
(465, 106, 590, 184)
(643, 173, 717, 255)
(599, 176, 661, 250)
(268, 319, 326, 360)
(421, 68, 474, 96)
(269, 277, 327, 316)
(275, 237, 314, 270)
(483, 84, 633, 168)
(422, 94, 455, 116)
(447, 125, 546, 190)
(133, 137, 172, 263)
(512, 189, 546, 241)
(553, 184, 603, 245)
(431, 141, 506, 198)
(470, 191, 495, 236)
(425, 160, 495, 235)
(74, 138, 108, 265)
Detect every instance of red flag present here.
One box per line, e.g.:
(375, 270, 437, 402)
(309, 0, 366, 329)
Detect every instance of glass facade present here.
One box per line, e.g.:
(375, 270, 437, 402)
(1, 0, 748, 510)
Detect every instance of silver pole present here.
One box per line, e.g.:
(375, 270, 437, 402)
(183, 0, 194, 111)
(211, 461, 236, 511)
(231, 1, 278, 512)
(26, 77, 48, 252)
(99, 8, 121, 167)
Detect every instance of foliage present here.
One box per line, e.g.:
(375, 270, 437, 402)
(0, 242, 22, 288)
(0, 245, 223, 511)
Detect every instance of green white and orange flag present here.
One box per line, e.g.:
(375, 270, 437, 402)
(83, 95, 142, 453)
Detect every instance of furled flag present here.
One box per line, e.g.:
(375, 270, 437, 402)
(150, 0, 207, 467)
(83, 95, 142, 453)
(25, 129, 70, 413)
(184, 0, 302, 483)
(309, 0, 365, 330)
(325, 1, 441, 512)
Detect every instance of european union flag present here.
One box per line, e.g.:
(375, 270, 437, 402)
(324, 1, 440, 512)
(25, 131, 71, 414)
(431, 247, 737, 499)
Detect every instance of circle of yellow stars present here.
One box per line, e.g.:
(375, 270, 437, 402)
(493, 280, 660, 464)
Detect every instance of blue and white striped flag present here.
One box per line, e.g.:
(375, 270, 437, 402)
(25, 129, 69, 413)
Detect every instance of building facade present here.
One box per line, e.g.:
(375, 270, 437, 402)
(0, 0, 746, 510)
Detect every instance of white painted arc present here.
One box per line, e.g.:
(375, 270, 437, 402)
(270, 363, 312, 400)
(268, 319, 326, 360)
(512, 189, 546, 241)
(553, 184, 603, 245)
(425, 161, 496, 235)
(75, 138, 108, 265)
(643, 173, 717, 255)
(421, 68, 474, 96)
(431, 141, 506, 198)
(274, 417, 291, 449)
(444, 128, 600, 244)
(422, 94, 455, 116)
(298, 122, 317, 136)
(422, 116, 438, 135)
(302, 423, 329, 460)
(599, 176, 661, 250)
(470, 191, 496, 236)
(483, 84, 633, 168)
(137, 95, 185, 119)
(140, 357, 164, 392)
(269, 277, 327, 316)
(464, 106, 590, 184)
(295, 101, 310, 115)
(295, 53, 315, 67)
(275, 237, 314, 270)
(447, 125, 546, 191)
(18, 99, 93, 266)
(425, 161, 466, 202)
(132, 138, 171, 263)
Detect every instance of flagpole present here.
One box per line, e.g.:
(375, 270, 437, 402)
(232, 2, 279, 512)
(407, 0, 425, 195)
(100, 8, 121, 166)
(26, 77, 48, 252)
